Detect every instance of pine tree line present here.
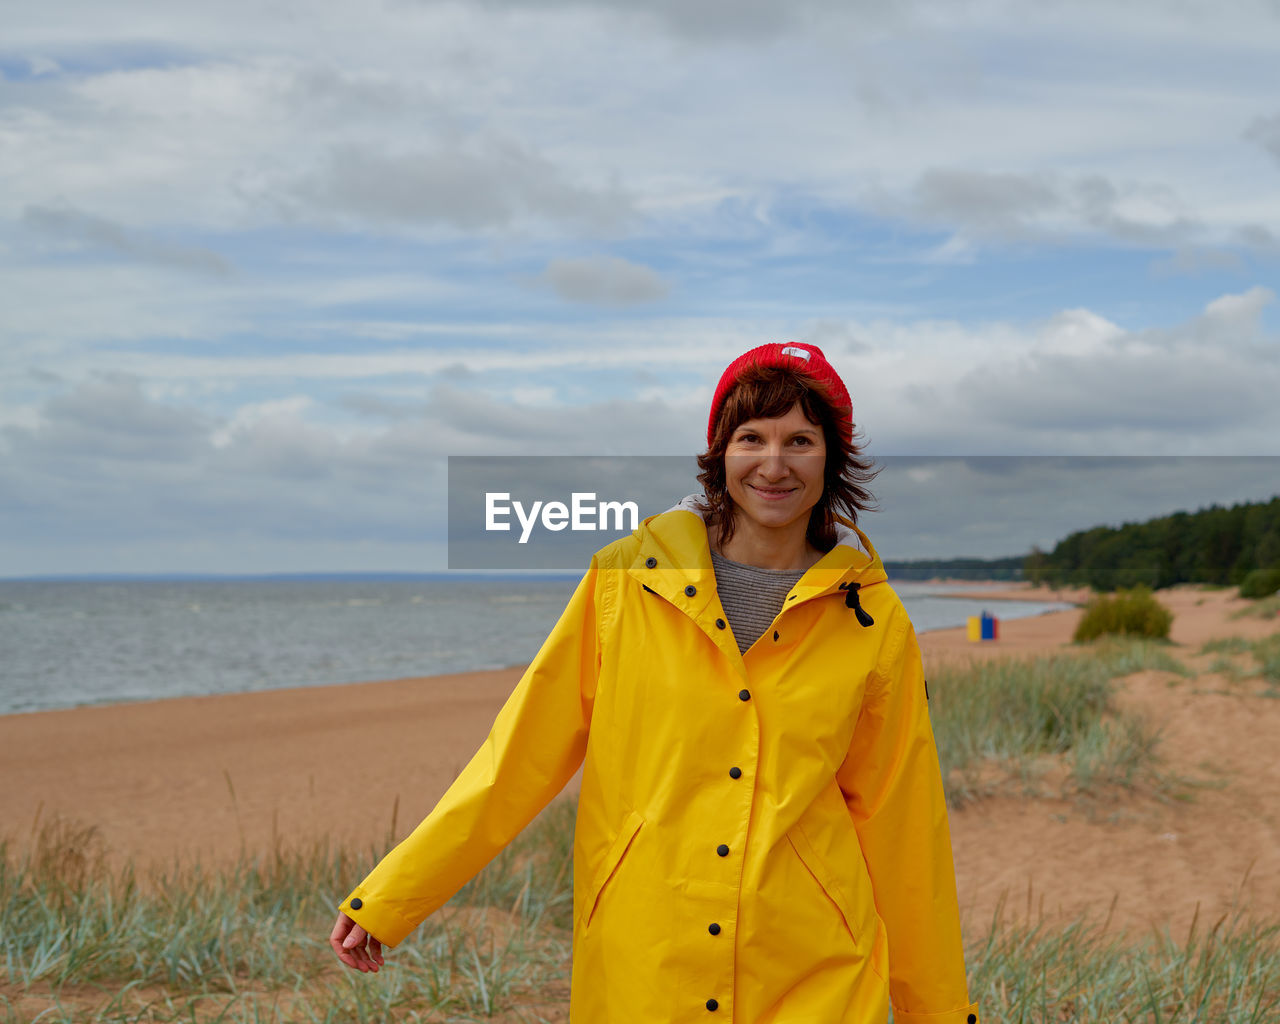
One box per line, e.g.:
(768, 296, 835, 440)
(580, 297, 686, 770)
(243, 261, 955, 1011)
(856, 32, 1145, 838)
(1024, 496, 1280, 591)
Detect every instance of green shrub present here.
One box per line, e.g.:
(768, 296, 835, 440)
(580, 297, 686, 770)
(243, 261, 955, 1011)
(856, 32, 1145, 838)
(1073, 585, 1172, 642)
(1239, 567, 1280, 599)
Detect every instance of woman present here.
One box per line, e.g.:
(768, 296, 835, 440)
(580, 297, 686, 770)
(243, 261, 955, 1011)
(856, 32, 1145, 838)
(330, 343, 979, 1024)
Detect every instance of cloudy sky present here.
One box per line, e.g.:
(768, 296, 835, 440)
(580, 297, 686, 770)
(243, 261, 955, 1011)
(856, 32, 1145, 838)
(3, 0, 1279, 575)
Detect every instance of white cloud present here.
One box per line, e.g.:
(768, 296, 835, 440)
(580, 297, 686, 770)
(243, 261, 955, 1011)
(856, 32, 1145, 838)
(538, 255, 667, 304)
(22, 204, 232, 275)
(911, 169, 1058, 237)
(1246, 112, 1280, 165)
(1151, 245, 1247, 276)
(921, 234, 977, 265)
(1203, 284, 1274, 324)
(210, 395, 316, 449)
(284, 142, 631, 232)
(857, 287, 1280, 454)
(458, 0, 905, 40)
(793, 320, 872, 356)
(892, 168, 1201, 245)
(27, 55, 61, 76)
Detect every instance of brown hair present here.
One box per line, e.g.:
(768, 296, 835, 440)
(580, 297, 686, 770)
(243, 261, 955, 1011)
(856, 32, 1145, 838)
(695, 363, 878, 551)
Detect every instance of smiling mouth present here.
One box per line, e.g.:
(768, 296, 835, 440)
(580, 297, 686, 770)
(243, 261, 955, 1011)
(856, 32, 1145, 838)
(749, 484, 798, 499)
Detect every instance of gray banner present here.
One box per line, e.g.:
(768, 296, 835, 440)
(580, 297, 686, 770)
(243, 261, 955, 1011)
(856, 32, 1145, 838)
(447, 455, 1280, 572)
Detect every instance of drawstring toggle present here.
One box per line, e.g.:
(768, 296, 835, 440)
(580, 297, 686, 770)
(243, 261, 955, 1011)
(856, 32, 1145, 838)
(844, 582, 875, 628)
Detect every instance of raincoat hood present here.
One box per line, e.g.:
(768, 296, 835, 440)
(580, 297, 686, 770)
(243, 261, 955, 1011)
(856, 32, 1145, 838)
(631, 495, 888, 647)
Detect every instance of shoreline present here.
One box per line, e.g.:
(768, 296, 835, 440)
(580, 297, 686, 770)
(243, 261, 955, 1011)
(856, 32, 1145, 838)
(1, 580, 1078, 721)
(905, 580, 1093, 604)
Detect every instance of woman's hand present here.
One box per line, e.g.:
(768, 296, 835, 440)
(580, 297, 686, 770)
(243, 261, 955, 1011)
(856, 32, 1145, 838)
(329, 911, 384, 973)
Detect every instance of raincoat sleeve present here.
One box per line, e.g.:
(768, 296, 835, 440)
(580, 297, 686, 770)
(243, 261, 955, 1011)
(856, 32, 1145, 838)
(835, 610, 980, 1024)
(338, 558, 608, 947)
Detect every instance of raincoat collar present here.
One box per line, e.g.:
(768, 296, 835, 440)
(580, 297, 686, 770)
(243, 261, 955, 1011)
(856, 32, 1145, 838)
(627, 493, 887, 612)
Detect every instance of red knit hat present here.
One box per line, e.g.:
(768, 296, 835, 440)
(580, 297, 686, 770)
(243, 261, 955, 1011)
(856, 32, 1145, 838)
(706, 343, 852, 446)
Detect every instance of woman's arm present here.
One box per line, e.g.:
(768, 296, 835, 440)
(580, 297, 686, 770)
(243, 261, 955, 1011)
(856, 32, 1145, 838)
(835, 610, 980, 1024)
(331, 559, 608, 956)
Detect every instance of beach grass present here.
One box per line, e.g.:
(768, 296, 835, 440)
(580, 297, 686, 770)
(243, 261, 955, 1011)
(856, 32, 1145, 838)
(1200, 636, 1255, 655)
(1255, 633, 1280, 683)
(1198, 634, 1280, 694)
(1229, 593, 1280, 620)
(929, 638, 1191, 806)
(965, 904, 1280, 1024)
(2, 807, 575, 1023)
(6, 808, 1280, 1022)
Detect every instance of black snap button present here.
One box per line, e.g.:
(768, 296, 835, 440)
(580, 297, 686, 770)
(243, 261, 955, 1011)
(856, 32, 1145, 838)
(716, 843, 729, 857)
(645, 556, 657, 568)
(738, 689, 750, 701)
(706, 999, 719, 1012)
(729, 766, 742, 779)
(715, 618, 726, 629)
(708, 922, 721, 935)
(349, 897, 362, 910)
(685, 584, 697, 597)
(772, 630, 779, 641)
(967, 1016, 976, 1024)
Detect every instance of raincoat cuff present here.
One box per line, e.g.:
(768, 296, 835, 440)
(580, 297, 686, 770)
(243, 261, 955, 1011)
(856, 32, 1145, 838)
(891, 1003, 980, 1024)
(339, 888, 415, 948)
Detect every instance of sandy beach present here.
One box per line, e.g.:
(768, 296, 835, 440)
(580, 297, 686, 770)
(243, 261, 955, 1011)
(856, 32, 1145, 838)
(3, 583, 1277, 942)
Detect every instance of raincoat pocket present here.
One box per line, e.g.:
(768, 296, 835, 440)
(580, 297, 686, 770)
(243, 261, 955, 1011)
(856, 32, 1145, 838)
(785, 821, 862, 947)
(581, 809, 644, 930)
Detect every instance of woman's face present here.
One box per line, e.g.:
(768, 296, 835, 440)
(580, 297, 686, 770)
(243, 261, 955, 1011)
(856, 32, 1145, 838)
(723, 403, 827, 535)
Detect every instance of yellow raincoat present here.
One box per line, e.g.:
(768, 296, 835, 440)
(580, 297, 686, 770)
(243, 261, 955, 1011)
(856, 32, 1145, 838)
(341, 502, 979, 1023)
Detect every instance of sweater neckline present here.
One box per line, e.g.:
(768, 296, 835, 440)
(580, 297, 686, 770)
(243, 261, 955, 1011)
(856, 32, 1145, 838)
(710, 548, 807, 578)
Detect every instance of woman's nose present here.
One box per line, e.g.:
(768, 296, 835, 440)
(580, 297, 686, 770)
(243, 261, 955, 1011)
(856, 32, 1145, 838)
(757, 451, 789, 479)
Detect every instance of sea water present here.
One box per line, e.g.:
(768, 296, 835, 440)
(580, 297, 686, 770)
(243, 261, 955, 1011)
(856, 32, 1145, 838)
(0, 578, 1069, 715)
